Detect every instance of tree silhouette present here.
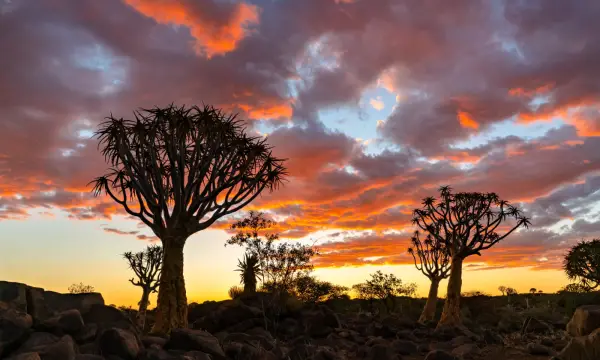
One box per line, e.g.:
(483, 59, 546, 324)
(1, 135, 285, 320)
(226, 211, 317, 293)
(498, 285, 507, 296)
(352, 271, 417, 314)
(236, 253, 261, 294)
(563, 239, 600, 291)
(559, 283, 588, 293)
(529, 288, 537, 294)
(123, 244, 163, 330)
(90, 104, 286, 334)
(413, 186, 530, 327)
(292, 275, 349, 303)
(408, 231, 451, 323)
(68, 283, 95, 294)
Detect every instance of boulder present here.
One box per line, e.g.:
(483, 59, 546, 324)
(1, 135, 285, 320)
(424, 350, 458, 360)
(556, 327, 600, 360)
(165, 328, 226, 360)
(567, 305, 600, 337)
(75, 355, 105, 360)
(11, 332, 59, 355)
(6, 353, 42, 360)
(98, 328, 140, 360)
(526, 342, 556, 356)
(38, 309, 84, 336)
(0, 281, 104, 322)
(82, 304, 137, 334)
(37, 335, 76, 360)
(0, 301, 33, 357)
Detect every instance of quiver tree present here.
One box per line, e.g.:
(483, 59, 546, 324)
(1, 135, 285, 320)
(408, 231, 451, 323)
(236, 253, 261, 294)
(123, 244, 163, 330)
(412, 186, 530, 327)
(90, 104, 286, 334)
(564, 239, 600, 291)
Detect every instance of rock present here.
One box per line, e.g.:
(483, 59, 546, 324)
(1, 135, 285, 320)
(424, 350, 457, 360)
(526, 342, 556, 356)
(74, 355, 106, 360)
(367, 344, 398, 360)
(223, 341, 277, 360)
(39, 309, 84, 335)
(6, 353, 42, 360)
(556, 327, 600, 360)
(73, 324, 98, 343)
(286, 343, 317, 360)
(78, 342, 98, 355)
(98, 328, 140, 360)
(82, 304, 137, 334)
(481, 329, 503, 345)
(182, 351, 213, 360)
(165, 328, 226, 360)
(141, 335, 168, 348)
(451, 343, 479, 359)
(193, 301, 262, 334)
(567, 305, 600, 337)
(37, 335, 76, 360)
(0, 301, 33, 357)
(11, 332, 59, 355)
(303, 306, 341, 338)
(449, 335, 471, 347)
(391, 339, 417, 355)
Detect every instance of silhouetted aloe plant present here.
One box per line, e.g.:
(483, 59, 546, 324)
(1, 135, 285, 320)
(89, 104, 286, 334)
(413, 186, 530, 328)
(408, 230, 451, 323)
(236, 253, 261, 294)
(123, 244, 162, 331)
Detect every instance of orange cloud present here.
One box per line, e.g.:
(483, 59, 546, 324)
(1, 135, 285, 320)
(123, 0, 260, 58)
(457, 110, 479, 129)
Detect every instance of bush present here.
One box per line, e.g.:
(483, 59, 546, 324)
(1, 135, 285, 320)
(228, 286, 244, 299)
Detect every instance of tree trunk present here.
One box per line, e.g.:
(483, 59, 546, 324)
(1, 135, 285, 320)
(150, 238, 188, 335)
(437, 256, 463, 328)
(137, 288, 151, 331)
(419, 278, 440, 323)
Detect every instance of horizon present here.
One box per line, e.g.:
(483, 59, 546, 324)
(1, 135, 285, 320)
(0, 0, 597, 309)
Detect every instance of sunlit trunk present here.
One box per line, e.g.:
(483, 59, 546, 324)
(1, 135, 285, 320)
(137, 288, 151, 331)
(419, 278, 440, 323)
(151, 237, 188, 335)
(437, 256, 463, 328)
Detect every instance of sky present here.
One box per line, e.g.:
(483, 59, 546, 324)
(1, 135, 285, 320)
(1, 0, 600, 307)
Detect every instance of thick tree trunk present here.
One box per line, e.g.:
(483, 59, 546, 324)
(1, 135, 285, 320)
(150, 238, 188, 335)
(419, 278, 440, 323)
(437, 256, 463, 328)
(137, 288, 151, 331)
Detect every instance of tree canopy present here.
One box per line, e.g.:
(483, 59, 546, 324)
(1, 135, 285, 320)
(564, 239, 600, 290)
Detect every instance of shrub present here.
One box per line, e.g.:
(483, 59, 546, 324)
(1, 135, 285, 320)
(228, 285, 244, 299)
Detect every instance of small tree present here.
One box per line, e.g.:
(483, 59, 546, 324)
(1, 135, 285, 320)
(529, 288, 537, 294)
(352, 271, 417, 314)
(564, 239, 600, 291)
(498, 286, 507, 296)
(123, 244, 163, 330)
(90, 104, 286, 334)
(68, 283, 95, 294)
(505, 287, 517, 305)
(292, 275, 348, 303)
(408, 231, 451, 323)
(559, 283, 589, 293)
(236, 253, 261, 294)
(226, 211, 317, 293)
(413, 186, 530, 327)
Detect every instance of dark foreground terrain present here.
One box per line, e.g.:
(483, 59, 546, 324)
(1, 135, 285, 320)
(1, 281, 600, 360)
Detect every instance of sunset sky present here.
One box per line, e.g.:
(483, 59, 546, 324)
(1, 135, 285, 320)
(2, 0, 599, 308)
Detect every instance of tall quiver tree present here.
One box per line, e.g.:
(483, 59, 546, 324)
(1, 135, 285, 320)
(123, 244, 163, 330)
(90, 104, 286, 334)
(412, 186, 530, 328)
(408, 231, 450, 323)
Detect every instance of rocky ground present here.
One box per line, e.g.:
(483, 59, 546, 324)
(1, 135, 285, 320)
(1, 281, 599, 360)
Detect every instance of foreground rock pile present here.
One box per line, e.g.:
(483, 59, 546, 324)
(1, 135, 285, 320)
(1, 281, 600, 359)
